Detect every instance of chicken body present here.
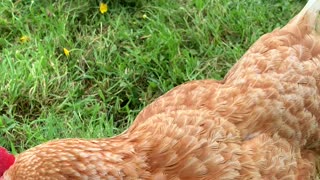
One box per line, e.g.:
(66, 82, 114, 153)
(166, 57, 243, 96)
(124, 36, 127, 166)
(6, 107, 313, 179)
(4, 0, 320, 179)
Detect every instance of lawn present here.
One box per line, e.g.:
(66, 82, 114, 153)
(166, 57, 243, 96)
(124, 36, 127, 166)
(0, 0, 303, 153)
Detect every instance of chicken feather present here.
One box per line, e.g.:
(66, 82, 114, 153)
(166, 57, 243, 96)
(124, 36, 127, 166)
(3, 0, 320, 179)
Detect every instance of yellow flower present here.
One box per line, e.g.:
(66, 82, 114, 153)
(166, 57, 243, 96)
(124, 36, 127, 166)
(142, 14, 148, 19)
(63, 48, 70, 57)
(100, 3, 108, 14)
(20, 36, 30, 43)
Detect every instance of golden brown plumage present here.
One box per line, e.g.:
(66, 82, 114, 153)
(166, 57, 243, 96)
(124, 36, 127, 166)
(3, 0, 320, 179)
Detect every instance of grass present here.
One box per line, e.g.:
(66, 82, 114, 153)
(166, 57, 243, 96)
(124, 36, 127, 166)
(0, 0, 304, 153)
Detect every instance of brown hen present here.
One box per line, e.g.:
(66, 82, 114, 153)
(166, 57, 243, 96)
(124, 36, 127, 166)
(2, 0, 320, 179)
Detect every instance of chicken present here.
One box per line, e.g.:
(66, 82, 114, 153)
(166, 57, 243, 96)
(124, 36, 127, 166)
(2, 0, 320, 179)
(0, 147, 14, 178)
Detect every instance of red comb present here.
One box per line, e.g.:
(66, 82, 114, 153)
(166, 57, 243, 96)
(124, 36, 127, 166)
(0, 147, 15, 176)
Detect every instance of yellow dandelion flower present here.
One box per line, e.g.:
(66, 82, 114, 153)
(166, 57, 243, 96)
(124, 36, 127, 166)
(142, 14, 148, 19)
(20, 36, 30, 43)
(63, 48, 70, 57)
(100, 3, 108, 14)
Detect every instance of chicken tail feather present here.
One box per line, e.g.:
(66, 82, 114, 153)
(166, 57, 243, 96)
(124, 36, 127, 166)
(291, 0, 320, 33)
